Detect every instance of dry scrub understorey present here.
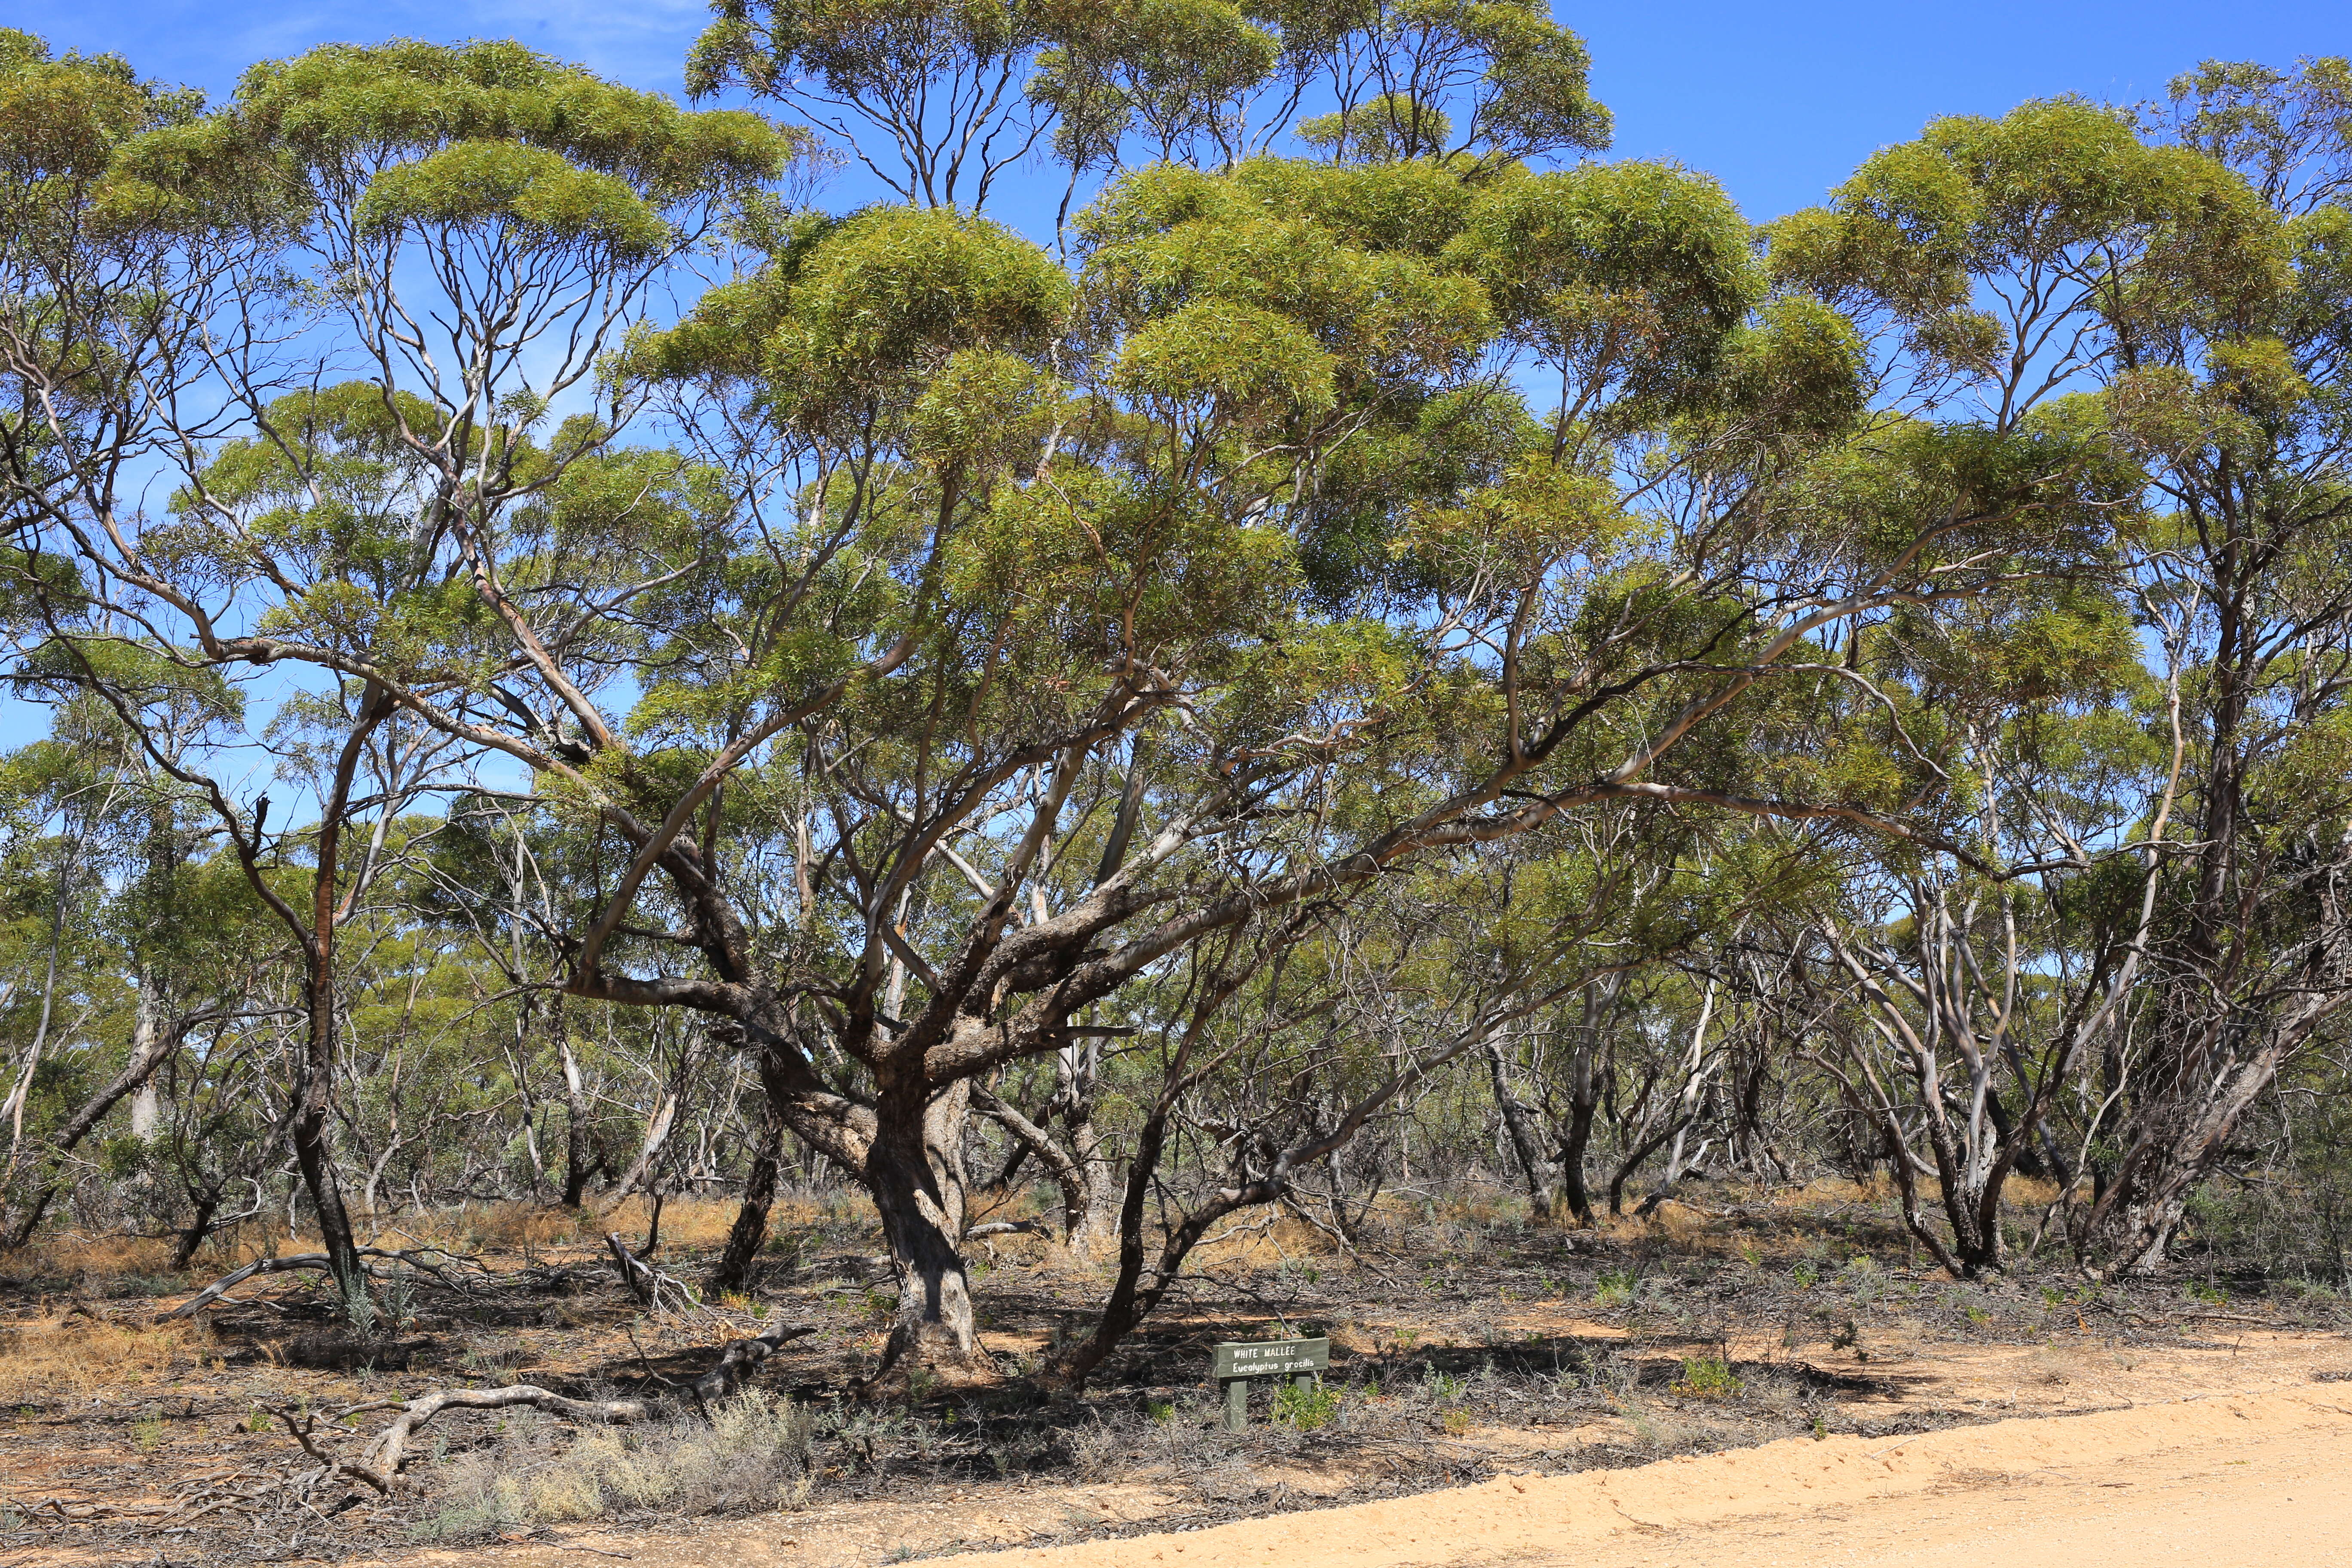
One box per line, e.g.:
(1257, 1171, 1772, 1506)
(1, 1182, 2345, 1567)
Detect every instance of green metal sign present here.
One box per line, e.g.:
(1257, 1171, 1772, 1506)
(1213, 1335, 1329, 1429)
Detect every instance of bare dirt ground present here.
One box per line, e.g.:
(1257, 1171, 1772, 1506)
(921, 1379, 2352, 1568)
(407, 1329, 2352, 1568)
(3, 1181, 2346, 1565)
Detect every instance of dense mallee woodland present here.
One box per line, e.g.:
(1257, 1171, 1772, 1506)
(0, 3, 2348, 1559)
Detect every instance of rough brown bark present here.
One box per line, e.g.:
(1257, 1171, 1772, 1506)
(168, 1191, 218, 1271)
(289, 692, 392, 1305)
(709, 1101, 784, 1294)
(1557, 1090, 1599, 1226)
(291, 949, 363, 1301)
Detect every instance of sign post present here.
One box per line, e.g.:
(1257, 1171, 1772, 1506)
(1212, 1335, 1329, 1431)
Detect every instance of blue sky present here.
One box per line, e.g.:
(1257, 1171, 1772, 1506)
(12, 0, 2346, 225)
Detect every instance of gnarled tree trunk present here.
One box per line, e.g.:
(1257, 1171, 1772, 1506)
(864, 1074, 988, 1376)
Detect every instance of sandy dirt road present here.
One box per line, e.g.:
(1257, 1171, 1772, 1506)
(426, 1338, 2352, 1568)
(926, 1381, 2352, 1568)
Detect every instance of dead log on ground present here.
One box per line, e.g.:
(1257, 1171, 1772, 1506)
(358, 1323, 817, 1485)
(166, 1244, 492, 1318)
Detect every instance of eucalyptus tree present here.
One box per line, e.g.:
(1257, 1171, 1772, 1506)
(1764, 84, 2352, 1274)
(1774, 72, 2352, 1275)
(1793, 579, 2174, 1276)
(0, 18, 2190, 1363)
(1767, 95, 2280, 432)
(493, 0, 2156, 1378)
(1467, 810, 1782, 1224)
(1044, 863, 1632, 1387)
(0, 36, 801, 1298)
(2069, 57, 2352, 1271)
(0, 37, 245, 1222)
(685, 0, 1611, 220)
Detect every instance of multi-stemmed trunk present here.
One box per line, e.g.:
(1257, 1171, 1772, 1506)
(2083, 959, 2349, 1274)
(971, 1042, 1119, 1255)
(863, 1073, 987, 1376)
(1607, 1116, 1686, 1217)
(1487, 984, 1616, 1227)
(1604, 988, 1722, 1217)
(2073, 676, 2352, 1273)
(1817, 1006, 2013, 1277)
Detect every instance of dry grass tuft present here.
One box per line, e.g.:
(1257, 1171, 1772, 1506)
(10, 1225, 405, 1287)
(9, 1231, 183, 1286)
(378, 1201, 598, 1255)
(413, 1392, 818, 1541)
(361, 1197, 745, 1256)
(600, 1197, 742, 1250)
(765, 1182, 882, 1230)
(0, 1312, 198, 1406)
(1190, 1215, 1351, 1270)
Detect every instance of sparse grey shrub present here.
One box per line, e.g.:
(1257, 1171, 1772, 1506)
(412, 1392, 817, 1541)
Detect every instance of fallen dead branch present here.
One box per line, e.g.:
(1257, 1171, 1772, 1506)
(165, 1254, 338, 1316)
(9, 1494, 175, 1521)
(165, 1245, 497, 1318)
(366, 1386, 651, 1479)
(355, 1322, 817, 1486)
(605, 1231, 704, 1317)
(7, 1449, 379, 1532)
(2116, 1307, 2279, 1331)
(271, 1404, 394, 1495)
